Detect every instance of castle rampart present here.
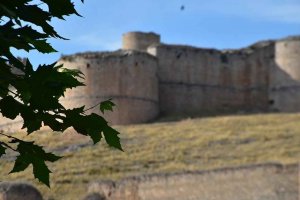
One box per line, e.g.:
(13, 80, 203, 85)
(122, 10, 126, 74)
(147, 42, 274, 115)
(58, 33, 300, 124)
(1, 32, 300, 131)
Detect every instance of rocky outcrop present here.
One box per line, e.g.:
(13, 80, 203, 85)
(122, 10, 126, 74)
(83, 193, 106, 200)
(0, 182, 43, 200)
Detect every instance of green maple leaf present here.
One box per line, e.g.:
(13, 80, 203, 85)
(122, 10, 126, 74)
(65, 110, 122, 149)
(10, 141, 61, 187)
(32, 158, 52, 187)
(100, 99, 116, 114)
(20, 107, 42, 134)
(87, 128, 102, 144)
(41, 0, 81, 19)
(29, 39, 57, 53)
(0, 96, 22, 120)
(10, 154, 31, 173)
(71, 113, 106, 144)
(103, 126, 123, 151)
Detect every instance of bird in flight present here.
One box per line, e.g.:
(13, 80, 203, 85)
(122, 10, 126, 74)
(180, 5, 185, 11)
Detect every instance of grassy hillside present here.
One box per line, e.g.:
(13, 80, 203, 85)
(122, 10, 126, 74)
(0, 113, 299, 200)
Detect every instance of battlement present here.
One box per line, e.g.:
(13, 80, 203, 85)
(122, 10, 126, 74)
(60, 49, 158, 61)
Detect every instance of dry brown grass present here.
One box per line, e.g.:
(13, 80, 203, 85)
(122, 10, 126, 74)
(0, 113, 299, 200)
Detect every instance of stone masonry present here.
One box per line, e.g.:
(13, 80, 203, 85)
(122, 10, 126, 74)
(1, 32, 300, 130)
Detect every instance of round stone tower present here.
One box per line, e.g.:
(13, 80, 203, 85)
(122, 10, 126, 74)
(269, 37, 300, 112)
(58, 50, 159, 125)
(122, 32, 160, 52)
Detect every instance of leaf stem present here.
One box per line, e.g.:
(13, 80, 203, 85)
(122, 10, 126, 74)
(0, 131, 20, 141)
(83, 102, 101, 113)
(0, 131, 18, 151)
(0, 141, 17, 152)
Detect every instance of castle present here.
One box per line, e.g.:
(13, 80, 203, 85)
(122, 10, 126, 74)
(1, 32, 300, 131)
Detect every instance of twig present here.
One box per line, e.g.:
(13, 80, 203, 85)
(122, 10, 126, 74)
(0, 131, 19, 152)
(0, 141, 16, 152)
(83, 102, 101, 113)
(0, 131, 20, 141)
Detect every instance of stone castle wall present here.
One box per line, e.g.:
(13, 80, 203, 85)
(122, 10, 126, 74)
(148, 42, 274, 115)
(57, 32, 300, 125)
(87, 163, 299, 200)
(1, 32, 300, 131)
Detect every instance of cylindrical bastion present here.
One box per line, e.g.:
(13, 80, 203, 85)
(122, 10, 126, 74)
(122, 32, 160, 52)
(58, 50, 159, 125)
(269, 37, 300, 112)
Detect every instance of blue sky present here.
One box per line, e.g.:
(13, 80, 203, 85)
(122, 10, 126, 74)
(16, 0, 300, 67)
